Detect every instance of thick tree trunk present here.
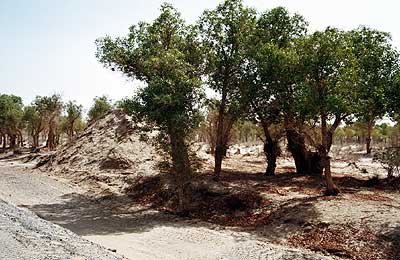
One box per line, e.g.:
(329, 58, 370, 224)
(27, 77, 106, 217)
(261, 121, 279, 176)
(169, 128, 192, 214)
(286, 129, 323, 175)
(286, 128, 308, 174)
(366, 120, 373, 154)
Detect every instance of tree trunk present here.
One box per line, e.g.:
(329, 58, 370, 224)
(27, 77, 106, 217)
(320, 113, 339, 195)
(47, 119, 57, 151)
(261, 121, 279, 176)
(286, 129, 323, 175)
(47, 129, 55, 150)
(0, 134, 5, 152)
(366, 120, 373, 154)
(9, 134, 17, 150)
(214, 90, 227, 181)
(69, 126, 73, 142)
(286, 128, 308, 174)
(33, 134, 39, 149)
(169, 129, 191, 214)
(320, 149, 339, 195)
(17, 130, 23, 147)
(2, 134, 6, 151)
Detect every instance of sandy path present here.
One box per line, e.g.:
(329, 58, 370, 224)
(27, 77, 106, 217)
(0, 161, 332, 260)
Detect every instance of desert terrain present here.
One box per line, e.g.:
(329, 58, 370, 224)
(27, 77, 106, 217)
(0, 112, 399, 260)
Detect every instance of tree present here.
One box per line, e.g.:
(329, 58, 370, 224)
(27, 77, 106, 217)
(64, 101, 83, 142)
(350, 27, 399, 154)
(243, 7, 308, 176)
(297, 28, 359, 195)
(0, 94, 24, 151)
(23, 105, 43, 149)
(34, 95, 63, 151)
(96, 3, 204, 213)
(88, 95, 112, 123)
(198, 0, 256, 180)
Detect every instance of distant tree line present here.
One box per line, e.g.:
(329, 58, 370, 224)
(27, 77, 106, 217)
(0, 94, 113, 152)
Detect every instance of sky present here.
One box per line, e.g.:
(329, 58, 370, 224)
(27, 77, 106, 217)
(1, 0, 400, 112)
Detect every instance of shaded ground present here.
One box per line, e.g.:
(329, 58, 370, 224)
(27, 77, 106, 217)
(0, 160, 333, 260)
(122, 153, 400, 260)
(201, 155, 400, 260)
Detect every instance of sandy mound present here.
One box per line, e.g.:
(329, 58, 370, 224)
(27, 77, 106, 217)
(36, 110, 160, 194)
(0, 199, 125, 260)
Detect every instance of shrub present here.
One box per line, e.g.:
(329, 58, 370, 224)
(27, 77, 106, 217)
(374, 147, 400, 178)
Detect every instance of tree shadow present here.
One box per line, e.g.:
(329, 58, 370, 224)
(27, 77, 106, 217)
(250, 195, 322, 241)
(199, 169, 325, 194)
(24, 192, 182, 236)
(23, 173, 321, 243)
(201, 168, 399, 195)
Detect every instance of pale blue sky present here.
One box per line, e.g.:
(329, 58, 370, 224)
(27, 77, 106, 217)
(1, 0, 399, 111)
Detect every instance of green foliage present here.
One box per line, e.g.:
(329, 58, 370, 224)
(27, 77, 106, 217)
(23, 105, 41, 134)
(0, 94, 24, 135)
(386, 72, 400, 122)
(244, 7, 307, 123)
(65, 101, 82, 123)
(34, 94, 63, 120)
(350, 27, 399, 124)
(96, 3, 204, 155)
(88, 95, 112, 122)
(256, 7, 308, 48)
(63, 101, 84, 138)
(32, 94, 63, 149)
(297, 28, 359, 126)
(198, 0, 256, 117)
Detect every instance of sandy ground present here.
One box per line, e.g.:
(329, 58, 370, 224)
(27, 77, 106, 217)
(0, 160, 332, 260)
